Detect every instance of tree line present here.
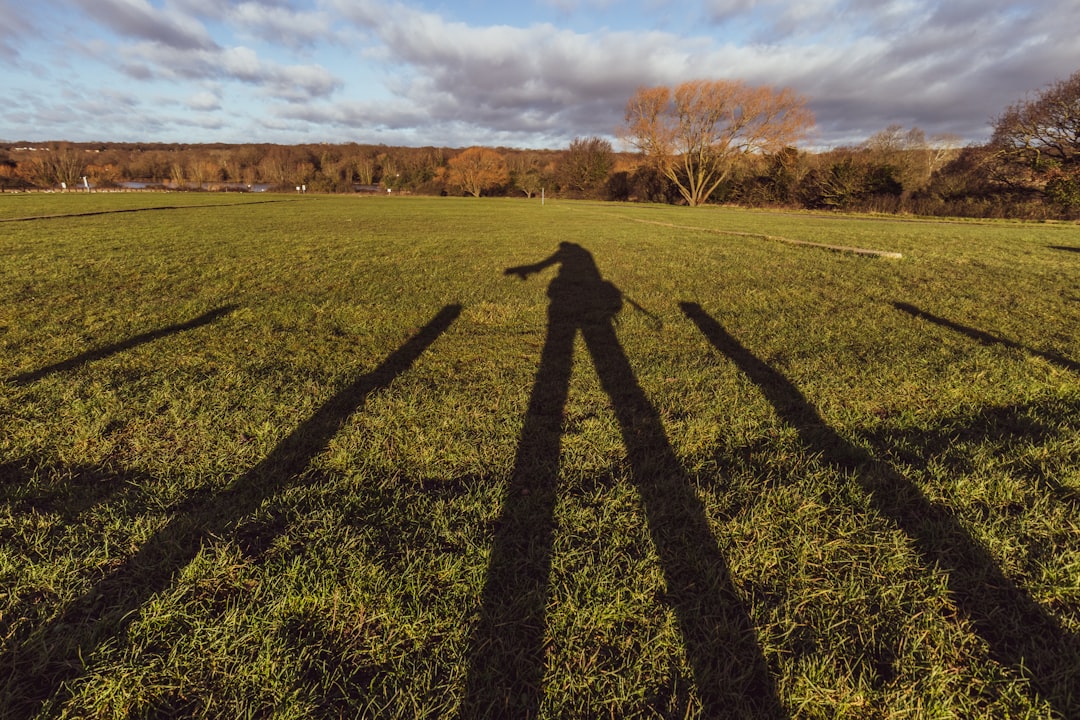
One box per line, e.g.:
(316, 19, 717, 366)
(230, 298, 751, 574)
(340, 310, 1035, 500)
(3, 69, 1077, 219)
(0, 140, 619, 200)
(617, 72, 1080, 219)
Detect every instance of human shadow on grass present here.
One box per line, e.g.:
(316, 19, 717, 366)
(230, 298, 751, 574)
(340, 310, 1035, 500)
(864, 398, 1080, 509)
(0, 304, 461, 718)
(0, 199, 293, 224)
(1051, 245, 1080, 254)
(887, 302, 1080, 512)
(6, 305, 238, 385)
(681, 301, 1080, 716)
(0, 458, 151, 524)
(462, 243, 784, 719)
(893, 302, 1080, 374)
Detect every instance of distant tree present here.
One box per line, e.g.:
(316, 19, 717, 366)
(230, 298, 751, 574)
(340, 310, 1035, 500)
(857, 124, 960, 196)
(558, 136, 613, 197)
(0, 151, 22, 191)
(353, 154, 376, 185)
(917, 145, 1001, 215)
(85, 162, 121, 188)
(392, 146, 445, 193)
(992, 69, 1080, 211)
(807, 154, 867, 209)
(32, 144, 86, 188)
(621, 79, 814, 206)
(447, 147, 509, 197)
(731, 146, 810, 207)
(292, 160, 316, 187)
(258, 147, 291, 187)
(860, 125, 924, 191)
(169, 162, 186, 188)
(234, 145, 264, 185)
(514, 168, 544, 198)
(189, 159, 223, 187)
(127, 150, 171, 181)
(214, 151, 240, 183)
(862, 125, 924, 154)
(504, 152, 551, 198)
(376, 152, 401, 190)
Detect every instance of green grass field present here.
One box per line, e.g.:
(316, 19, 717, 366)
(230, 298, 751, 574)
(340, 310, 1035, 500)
(2, 193, 1079, 718)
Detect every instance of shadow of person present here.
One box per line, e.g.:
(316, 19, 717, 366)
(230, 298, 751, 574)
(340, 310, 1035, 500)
(892, 301, 1080, 374)
(862, 399, 1080, 510)
(0, 305, 462, 718)
(681, 301, 1080, 716)
(7, 305, 238, 385)
(463, 243, 784, 718)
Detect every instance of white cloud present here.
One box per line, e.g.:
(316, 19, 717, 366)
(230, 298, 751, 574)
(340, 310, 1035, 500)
(67, 0, 215, 50)
(6, 0, 1080, 147)
(170, 0, 338, 48)
(115, 41, 341, 101)
(0, 0, 35, 61)
(228, 1, 334, 48)
(541, 0, 617, 12)
(329, 0, 714, 142)
(220, 46, 263, 78)
(706, 0, 762, 22)
(188, 89, 222, 111)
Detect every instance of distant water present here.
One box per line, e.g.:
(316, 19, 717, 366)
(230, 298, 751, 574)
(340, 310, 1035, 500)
(118, 181, 272, 192)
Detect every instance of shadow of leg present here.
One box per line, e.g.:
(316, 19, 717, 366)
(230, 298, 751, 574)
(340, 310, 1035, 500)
(681, 301, 1080, 716)
(8, 305, 239, 385)
(462, 317, 575, 719)
(892, 301, 1080, 374)
(0, 305, 462, 718)
(583, 319, 787, 718)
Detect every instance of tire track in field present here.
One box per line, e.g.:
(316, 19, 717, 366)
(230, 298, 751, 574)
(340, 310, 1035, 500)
(564, 203, 904, 258)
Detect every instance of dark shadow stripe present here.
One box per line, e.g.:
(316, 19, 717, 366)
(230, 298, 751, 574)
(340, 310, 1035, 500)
(0, 199, 297, 223)
(893, 302, 1080, 374)
(681, 301, 1080, 716)
(7, 305, 239, 385)
(464, 242, 785, 718)
(0, 304, 462, 718)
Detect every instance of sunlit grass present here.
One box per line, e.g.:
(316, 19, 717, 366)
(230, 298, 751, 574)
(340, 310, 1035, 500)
(2, 193, 1079, 717)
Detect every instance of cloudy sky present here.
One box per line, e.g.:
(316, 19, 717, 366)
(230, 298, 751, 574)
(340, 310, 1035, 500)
(2, 0, 1078, 149)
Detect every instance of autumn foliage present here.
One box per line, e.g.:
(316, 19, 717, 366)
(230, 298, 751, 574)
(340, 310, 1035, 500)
(446, 147, 510, 197)
(622, 79, 814, 206)
(991, 69, 1080, 211)
(6, 70, 1080, 218)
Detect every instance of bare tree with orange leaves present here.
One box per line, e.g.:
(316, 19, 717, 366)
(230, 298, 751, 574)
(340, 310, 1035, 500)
(447, 147, 509, 197)
(621, 79, 814, 206)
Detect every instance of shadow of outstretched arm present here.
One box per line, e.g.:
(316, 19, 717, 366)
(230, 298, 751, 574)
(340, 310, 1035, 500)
(504, 245, 570, 281)
(0, 304, 462, 718)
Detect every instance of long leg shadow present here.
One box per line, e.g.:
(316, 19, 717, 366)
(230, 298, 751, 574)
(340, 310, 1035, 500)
(463, 244, 783, 718)
(1050, 245, 1080, 254)
(893, 302, 1080, 374)
(0, 199, 294, 224)
(0, 304, 461, 718)
(6, 305, 239, 385)
(681, 301, 1080, 715)
(0, 459, 152, 524)
(864, 400, 1080, 509)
